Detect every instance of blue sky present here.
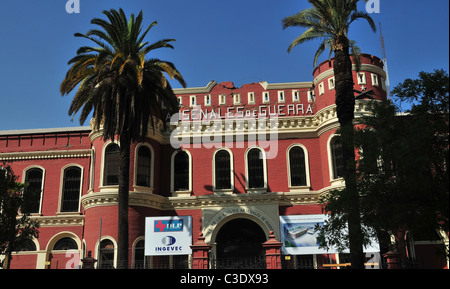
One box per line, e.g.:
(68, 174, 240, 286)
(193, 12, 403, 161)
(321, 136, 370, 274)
(0, 0, 448, 131)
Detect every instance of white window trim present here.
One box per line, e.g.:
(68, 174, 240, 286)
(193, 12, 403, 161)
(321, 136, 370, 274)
(212, 148, 234, 194)
(262, 92, 270, 104)
(292, 90, 300, 103)
(23, 165, 45, 215)
(248, 92, 255, 104)
(381, 77, 387, 91)
(89, 147, 95, 191)
(357, 72, 367, 85)
(95, 236, 118, 269)
(328, 77, 335, 90)
(177, 96, 183, 106)
(190, 95, 197, 107)
(233, 93, 241, 105)
(133, 143, 155, 193)
(286, 144, 311, 192)
(58, 163, 84, 214)
(204, 94, 212, 107)
(100, 140, 120, 193)
(244, 146, 268, 193)
(371, 73, 379, 86)
(277, 91, 285, 103)
(170, 149, 192, 197)
(219, 94, 226, 105)
(307, 90, 315, 103)
(318, 82, 325, 95)
(327, 134, 345, 186)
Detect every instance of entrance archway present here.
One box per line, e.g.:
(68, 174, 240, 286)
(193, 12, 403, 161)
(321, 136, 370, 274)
(215, 218, 267, 268)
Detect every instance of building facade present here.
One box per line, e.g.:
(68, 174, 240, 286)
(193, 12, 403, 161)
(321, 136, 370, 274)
(1, 54, 447, 269)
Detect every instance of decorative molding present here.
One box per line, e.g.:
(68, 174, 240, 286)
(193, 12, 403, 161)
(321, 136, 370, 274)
(314, 64, 387, 85)
(0, 149, 92, 161)
(80, 185, 346, 211)
(30, 215, 85, 227)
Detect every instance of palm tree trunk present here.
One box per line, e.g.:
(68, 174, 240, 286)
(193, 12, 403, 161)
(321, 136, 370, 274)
(117, 133, 131, 269)
(333, 36, 365, 269)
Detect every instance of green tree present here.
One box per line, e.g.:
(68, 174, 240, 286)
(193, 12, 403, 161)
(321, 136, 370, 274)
(60, 9, 186, 268)
(320, 70, 449, 265)
(282, 0, 376, 268)
(0, 163, 40, 269)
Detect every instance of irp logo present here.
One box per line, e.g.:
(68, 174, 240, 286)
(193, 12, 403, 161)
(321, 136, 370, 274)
(154, 219, 184, 232)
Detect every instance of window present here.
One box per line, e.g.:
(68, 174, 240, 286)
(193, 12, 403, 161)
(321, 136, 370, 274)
(214, 149, 232, 190)
(248, 92, 255, 104)
(318, 82, 325, 95)
(134, 240, 147, 269)
(190, 95, 197, 107)
(328, 77, 335, 90)
(292, 90, 300, 102)
(288, 146, 307, 187)
(381, 77, 387, 90)
(136, 145, 152, 187)
(24, 167, 44, 213)
(16, 239, 37, 252)
(233, 93, 241, 105)
(278, 91, 285, 103)
(99, 239, 115, 269)
(330, 136, 344, 179)
(307, 90, 314, 103)
(103, 143, 120, 186)
(173, 151, 190, 191)
(357, 72, 366, 84)
(219, 94, 226, 105)
(53, 237, 78, 250)
(204, 94, 211, 106)
(371, 73, 379, 86)
(177, 96, 183, 106)
(246, 148, 265, 189)
(263, 92, 270, 104)
(61, 166, 82, 212)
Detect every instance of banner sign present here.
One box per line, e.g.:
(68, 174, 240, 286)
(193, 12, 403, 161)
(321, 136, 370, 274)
(280, 215, 379, 255)
(145, 216, 192, 256)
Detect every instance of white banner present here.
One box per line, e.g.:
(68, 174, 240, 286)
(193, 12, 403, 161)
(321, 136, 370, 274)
(145, 216, 192, 256)
(280, 215, 379, 255)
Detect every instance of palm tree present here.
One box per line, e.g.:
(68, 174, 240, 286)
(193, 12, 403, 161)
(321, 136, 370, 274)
(282, 0, 376, 269)
(61, 8, 186, 268)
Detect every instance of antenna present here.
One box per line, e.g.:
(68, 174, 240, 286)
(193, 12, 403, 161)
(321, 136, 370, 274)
(379, 22, 391, 99)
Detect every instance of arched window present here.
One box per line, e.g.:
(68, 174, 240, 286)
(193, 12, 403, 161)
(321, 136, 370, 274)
(103, 143, 120, 186)
(330, 136, 344, 179)
(173, 151, 190, 191)
(289, 146, 307, 187)
(16, 239, 37, 252)
(53, 237, 78, 250)
(61, 166, 82, 212)
(99, 239, 115, 269)
(24, 167, 44, 213)
(136, 146, 152, 187)
(133, 240, 146, 269)
(246, 148, 265, 189)
(214, 149, 232, 190)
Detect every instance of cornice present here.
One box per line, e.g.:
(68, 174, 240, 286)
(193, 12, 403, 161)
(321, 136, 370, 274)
(80, 186, 347, 211)
(30, 215, 85, 227)
(0, 149, 92, 161)
(173, 81, 218, 95)
(314, 63, 387, 85)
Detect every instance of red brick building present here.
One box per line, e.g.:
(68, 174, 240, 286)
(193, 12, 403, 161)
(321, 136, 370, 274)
(1, 54, 447, 269)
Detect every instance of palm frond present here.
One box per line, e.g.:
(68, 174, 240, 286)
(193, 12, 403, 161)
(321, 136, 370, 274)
(61, 8, 186, 142)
